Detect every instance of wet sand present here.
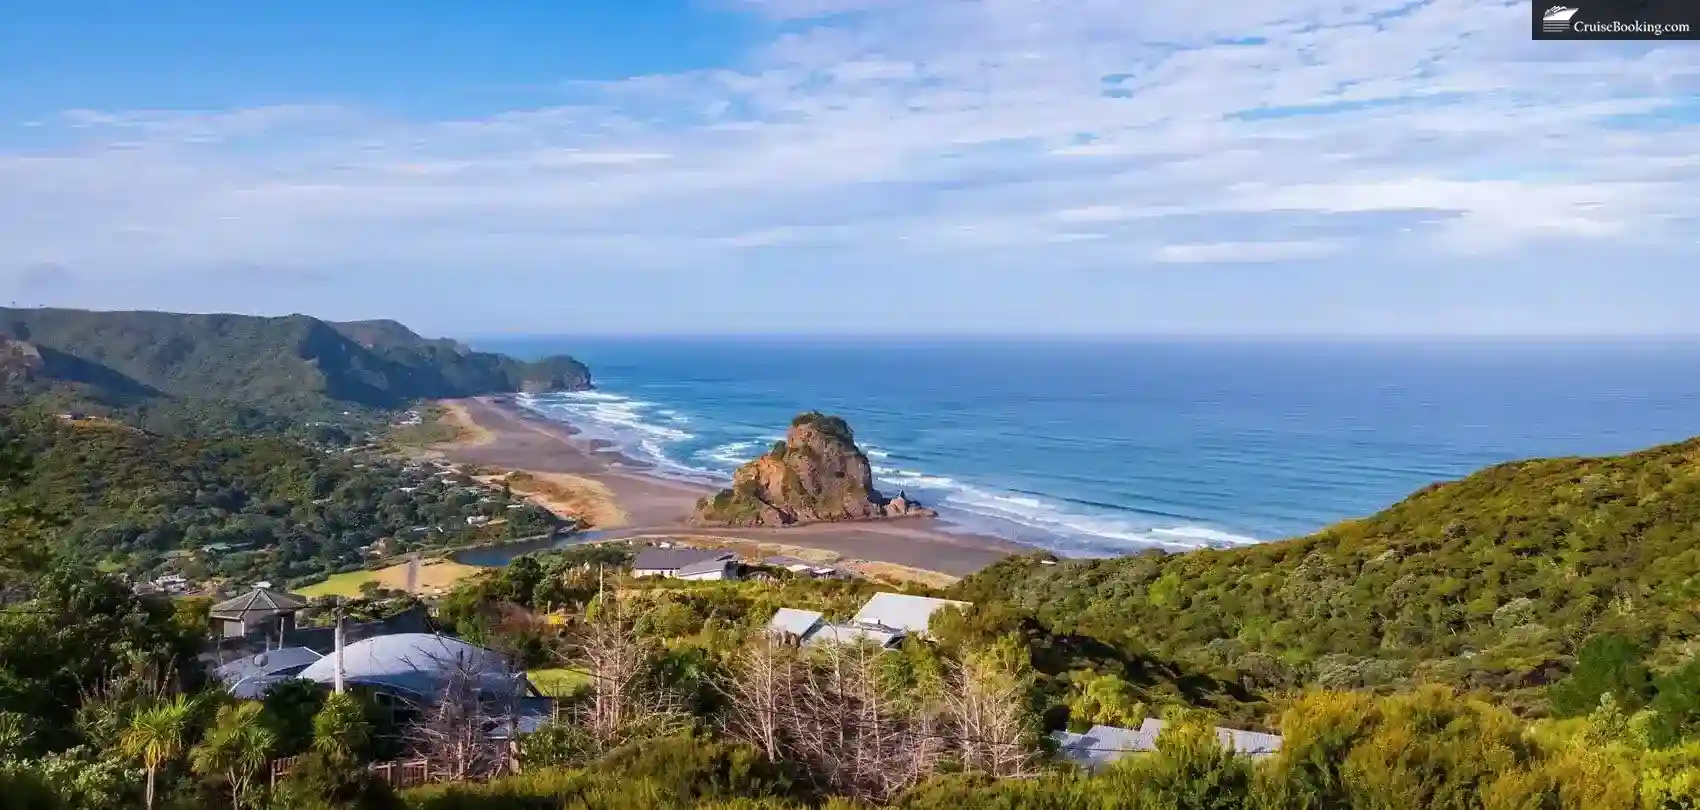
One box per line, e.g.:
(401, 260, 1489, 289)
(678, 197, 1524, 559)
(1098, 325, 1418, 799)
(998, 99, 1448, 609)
(435, 397, 1029, 577)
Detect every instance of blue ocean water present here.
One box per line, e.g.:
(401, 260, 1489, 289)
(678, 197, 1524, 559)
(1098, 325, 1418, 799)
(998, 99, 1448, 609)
(473, 336, 1700, 557)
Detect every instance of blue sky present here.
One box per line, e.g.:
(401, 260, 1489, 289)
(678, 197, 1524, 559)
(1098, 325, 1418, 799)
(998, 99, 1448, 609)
(1, 0, 1696, 336)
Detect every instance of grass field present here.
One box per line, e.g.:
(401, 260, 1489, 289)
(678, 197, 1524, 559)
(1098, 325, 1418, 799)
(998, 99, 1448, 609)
(298, 559, 487, 598)
(527, 668, 592, 697)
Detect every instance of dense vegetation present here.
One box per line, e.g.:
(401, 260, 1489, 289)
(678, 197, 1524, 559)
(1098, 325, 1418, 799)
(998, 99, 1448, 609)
(0, 411, 562, 589)
(9, 315, 1700, 807)
(952, 437, 1700, 712)
(0, 306, 590, 432)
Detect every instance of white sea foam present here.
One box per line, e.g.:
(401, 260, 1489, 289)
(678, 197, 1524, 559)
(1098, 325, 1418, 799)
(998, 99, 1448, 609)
(521, 390, 1262, 555)
(873, 463, 1261, 555)
(699, 440, 763, 466)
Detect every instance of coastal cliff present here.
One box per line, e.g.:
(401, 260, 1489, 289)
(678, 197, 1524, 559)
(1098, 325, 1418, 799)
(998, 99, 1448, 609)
(691, 411, 936, 527)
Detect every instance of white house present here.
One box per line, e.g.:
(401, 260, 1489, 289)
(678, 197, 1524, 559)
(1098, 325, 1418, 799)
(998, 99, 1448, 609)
(631, 547, 739, 581)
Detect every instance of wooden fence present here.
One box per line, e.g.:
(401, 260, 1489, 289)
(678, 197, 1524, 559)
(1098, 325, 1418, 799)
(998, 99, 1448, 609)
(270, 756, 434, 791)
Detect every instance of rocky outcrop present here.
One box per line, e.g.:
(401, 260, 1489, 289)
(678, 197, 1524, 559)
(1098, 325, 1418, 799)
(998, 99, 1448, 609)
(691, 412, 938, 528)
(0, 339, 44, 382)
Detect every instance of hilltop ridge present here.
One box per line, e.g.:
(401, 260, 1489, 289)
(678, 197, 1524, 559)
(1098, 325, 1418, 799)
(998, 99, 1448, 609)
(0, 306, 590, 430)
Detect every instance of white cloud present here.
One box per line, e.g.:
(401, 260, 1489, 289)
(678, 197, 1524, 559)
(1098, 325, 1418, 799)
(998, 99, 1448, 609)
(1, 0, 1696, 281)
(1153, 240, 1342, 264)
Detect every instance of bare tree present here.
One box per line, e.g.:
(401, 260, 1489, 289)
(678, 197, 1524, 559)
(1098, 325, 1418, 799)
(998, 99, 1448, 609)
(561, 593, 686, 753)
(402, 642, 524, 781)
(787, 640, 941, 803)
(942, 651, 1039, 779)
(719, 632, 800, 762)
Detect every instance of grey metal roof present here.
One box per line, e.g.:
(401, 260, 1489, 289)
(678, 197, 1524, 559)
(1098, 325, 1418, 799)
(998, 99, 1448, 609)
(210, 587, 309, 620)
(631, 548, 734, 571)
(216, 647, 323, 700)
(1141, 719, 1283, 756)
(676, 557, 734, 577)
(803, 623, 903, 649)
(1054, 720, 1281, 771)
(1051, 724, 1153, 771)
(767, 608, 825, 639)
(296, 633, 522, 699)
(850, 593, 969, 637)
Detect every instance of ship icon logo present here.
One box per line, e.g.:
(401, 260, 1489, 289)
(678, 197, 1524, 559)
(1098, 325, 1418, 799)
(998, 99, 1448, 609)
(1542, 5, 1580, 32)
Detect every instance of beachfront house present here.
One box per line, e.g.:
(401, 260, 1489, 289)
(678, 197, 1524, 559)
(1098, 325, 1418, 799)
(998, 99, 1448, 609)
(764, 592, 971, 650)
(1051, 720, 1283, 772)
(631, 547, 739, 581)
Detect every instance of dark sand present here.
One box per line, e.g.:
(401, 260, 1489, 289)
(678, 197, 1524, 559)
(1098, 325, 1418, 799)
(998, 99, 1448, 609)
(438, 397, 1028, 577)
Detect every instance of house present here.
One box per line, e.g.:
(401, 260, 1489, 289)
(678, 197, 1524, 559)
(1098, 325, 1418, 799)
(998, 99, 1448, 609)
(767, 608, 826, 642)
(762, 556, 841, 578)
(215, 647, 323, 699)
(1051, 720, 1282, 772)
(295, 633, 552, 734)
(631, 548, 739, 581)
(762, 591, 971, 650)
(210, 586, 310, 640)
(850, 592, 969, 639)
(466, 515, 491, 527)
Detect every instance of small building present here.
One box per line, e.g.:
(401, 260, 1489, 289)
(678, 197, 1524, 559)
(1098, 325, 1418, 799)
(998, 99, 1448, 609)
(215, 647, 323, 699)
(850, 592, 969, 639)
(210, 586, 310, 641)
(1051, 720, 1282, 772)
(295, 632, 551, 732)
(632, 548, 738, 580)
(767, 608, 826, 642)
(764, 606, 905, 650)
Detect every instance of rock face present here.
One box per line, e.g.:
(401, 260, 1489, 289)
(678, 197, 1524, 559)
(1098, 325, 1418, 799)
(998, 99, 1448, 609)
(0, 339, 44, 382)
(691, 412, 938, 527)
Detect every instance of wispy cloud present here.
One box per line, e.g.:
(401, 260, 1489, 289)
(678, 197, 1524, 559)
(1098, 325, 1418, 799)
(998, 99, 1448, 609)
(1, 0, 1695, 287)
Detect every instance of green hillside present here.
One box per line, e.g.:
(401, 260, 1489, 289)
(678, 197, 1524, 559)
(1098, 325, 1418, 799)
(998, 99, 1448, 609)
(953, 437, 1700, 708)
(0, 307, 589, 429)
(0, 412, 562, 587)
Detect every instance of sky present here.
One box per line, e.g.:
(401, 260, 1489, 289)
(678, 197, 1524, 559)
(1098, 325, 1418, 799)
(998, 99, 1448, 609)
(1, 0, 1696, 337)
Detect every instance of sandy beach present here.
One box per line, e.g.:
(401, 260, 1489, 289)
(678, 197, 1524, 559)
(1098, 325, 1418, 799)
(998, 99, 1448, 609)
(432, 396, 1029, 578)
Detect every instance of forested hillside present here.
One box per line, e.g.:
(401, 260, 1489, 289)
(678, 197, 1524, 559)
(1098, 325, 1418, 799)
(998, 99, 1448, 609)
(0, 413, 561, 588)
(0, 307, 590, 430)
(953, 437, 1700, 709)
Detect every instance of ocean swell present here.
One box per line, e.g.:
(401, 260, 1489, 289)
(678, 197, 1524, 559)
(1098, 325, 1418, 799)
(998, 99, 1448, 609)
(517, 390, 1261, 556)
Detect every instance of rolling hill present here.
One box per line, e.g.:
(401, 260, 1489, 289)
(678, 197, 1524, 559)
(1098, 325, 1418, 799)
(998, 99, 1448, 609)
(0, 307, 589, 431)
(952, 436, 1700, 708)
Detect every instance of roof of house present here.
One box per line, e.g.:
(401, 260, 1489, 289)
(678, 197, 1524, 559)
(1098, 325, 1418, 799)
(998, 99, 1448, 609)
(768, 608, 826, 639)
(215, 647, 323, 699)
(850, 592, 970, 636)
(1140, 718, 1283, 756)
(803, 623, 904, 649)
(676, 557, 735, 577)
(631, 547, 735, 571)
(296, 633, 522, 698)
(1051, 724, 1151, 770)
(210, 587, 310, 620)
(1052, 720, 1283, 771)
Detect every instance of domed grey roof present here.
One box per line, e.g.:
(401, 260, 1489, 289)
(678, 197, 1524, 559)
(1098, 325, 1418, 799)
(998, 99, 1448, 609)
(297, 633, 519, 698)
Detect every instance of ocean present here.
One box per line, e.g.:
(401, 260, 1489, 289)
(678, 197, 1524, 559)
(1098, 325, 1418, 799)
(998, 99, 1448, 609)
(472, 336, 1700, 557)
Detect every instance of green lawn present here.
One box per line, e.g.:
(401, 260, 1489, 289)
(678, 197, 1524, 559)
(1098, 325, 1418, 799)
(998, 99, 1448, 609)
(297, 570, 377, 598)
(528, 668, 592, 697)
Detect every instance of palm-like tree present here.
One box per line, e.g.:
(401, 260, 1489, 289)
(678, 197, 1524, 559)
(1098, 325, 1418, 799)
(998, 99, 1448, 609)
(311, 692, 370, 765)
(119, 695, 199, 810)
(192, 702, 278, 810)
